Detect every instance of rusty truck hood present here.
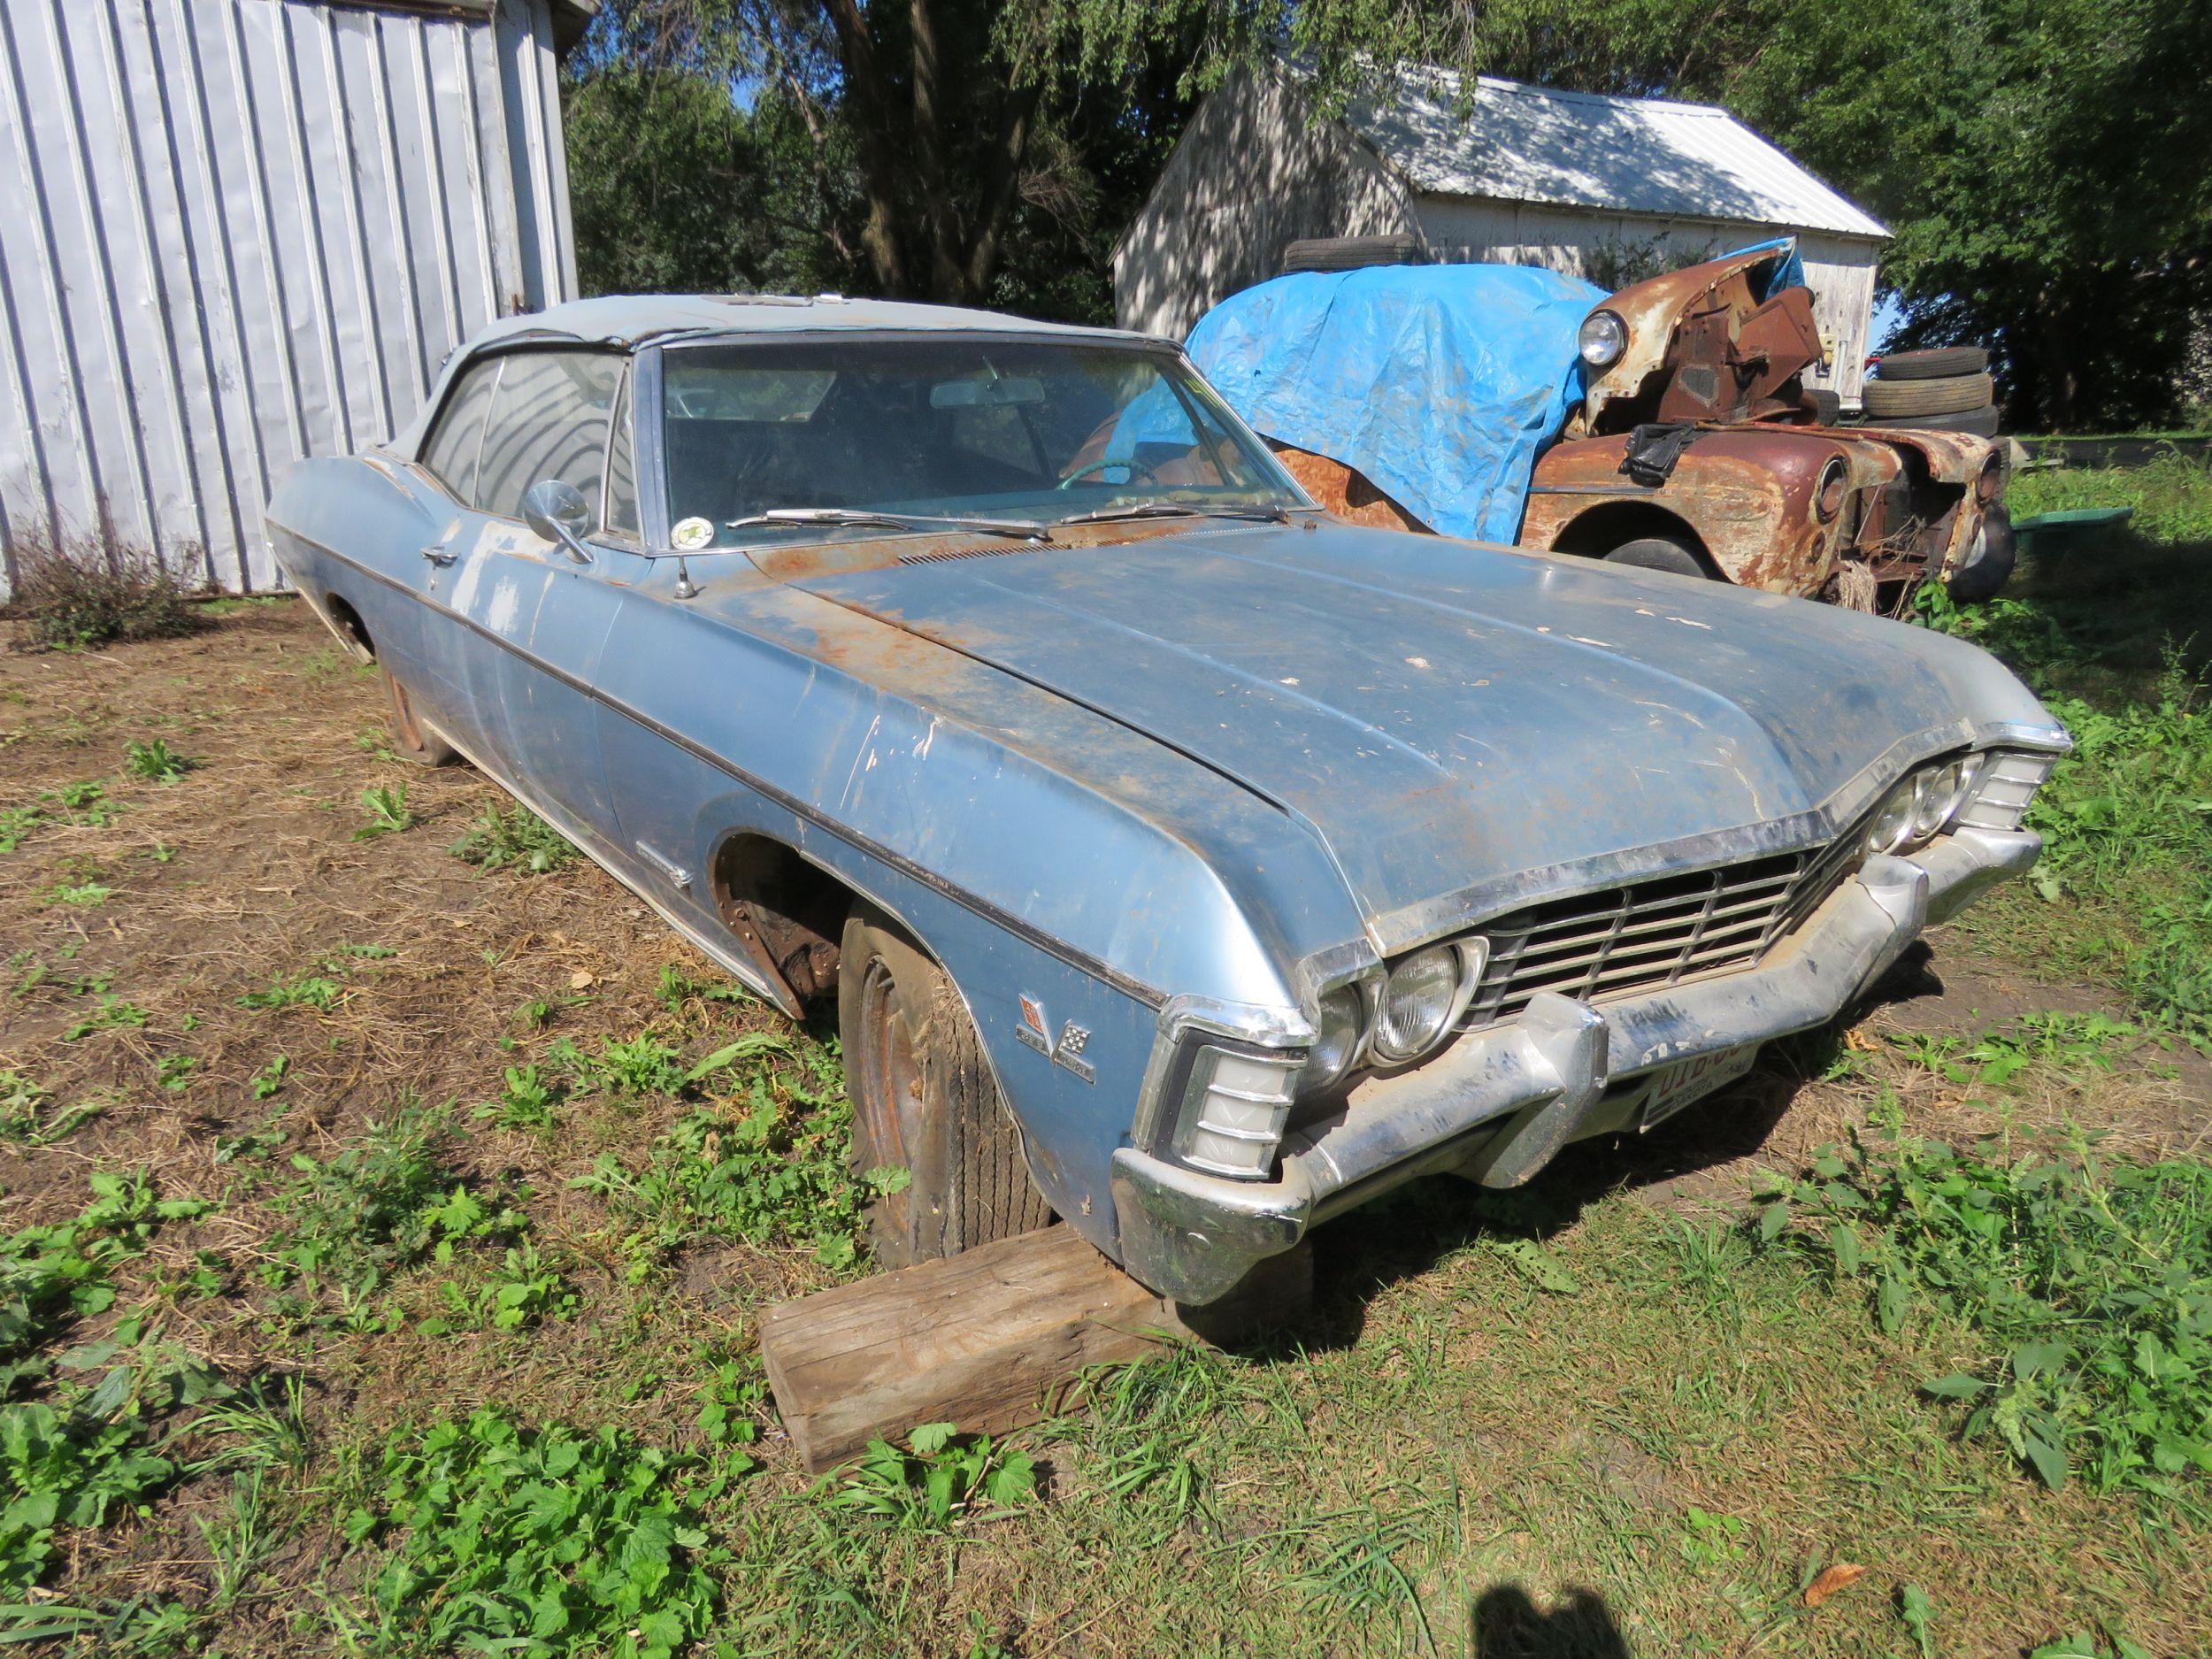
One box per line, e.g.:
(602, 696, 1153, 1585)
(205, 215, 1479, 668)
(779, 520, 2045, 935)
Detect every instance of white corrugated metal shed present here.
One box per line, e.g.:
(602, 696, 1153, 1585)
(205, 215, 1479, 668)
(0, 0, 594, 598)
(1340, 67, 1888, 239)
(1114, 60, 1891, 400)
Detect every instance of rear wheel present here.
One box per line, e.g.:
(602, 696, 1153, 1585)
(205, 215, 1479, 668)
(1602, 536, 1709, 579)
(838, 905, 1052, 1267)
(380, 667, 460, 766)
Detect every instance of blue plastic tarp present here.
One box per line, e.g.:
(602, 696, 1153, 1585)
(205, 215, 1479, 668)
(1184, 263, 1607, 543)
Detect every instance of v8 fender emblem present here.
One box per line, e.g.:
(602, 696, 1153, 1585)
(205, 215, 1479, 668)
(1015, 995, 1094, 1083)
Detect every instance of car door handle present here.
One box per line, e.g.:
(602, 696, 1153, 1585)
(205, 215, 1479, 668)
(420, 544, 459, 566)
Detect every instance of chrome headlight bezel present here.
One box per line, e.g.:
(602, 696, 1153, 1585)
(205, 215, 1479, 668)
(1578, 310, 1627, 371)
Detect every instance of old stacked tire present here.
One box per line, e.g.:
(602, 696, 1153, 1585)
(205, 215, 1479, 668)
(1863, 347, 2000, 436)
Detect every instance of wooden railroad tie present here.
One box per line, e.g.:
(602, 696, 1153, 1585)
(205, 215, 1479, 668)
(758, 1224, 1312, 1473)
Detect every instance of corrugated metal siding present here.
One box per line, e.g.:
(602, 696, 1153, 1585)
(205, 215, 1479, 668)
(0, 0, 577, 596)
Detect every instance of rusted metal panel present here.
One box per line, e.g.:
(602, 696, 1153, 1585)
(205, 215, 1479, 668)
(1269, 445, 1427, 533)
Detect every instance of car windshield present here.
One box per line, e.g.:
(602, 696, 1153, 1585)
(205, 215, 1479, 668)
(658, 337, 1303, 547)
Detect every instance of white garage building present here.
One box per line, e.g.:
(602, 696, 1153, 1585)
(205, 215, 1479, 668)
(1115, 61, 1890, 405)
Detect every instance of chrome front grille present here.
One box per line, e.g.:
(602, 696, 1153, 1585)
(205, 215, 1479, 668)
(1460, 833, 1865, 1030)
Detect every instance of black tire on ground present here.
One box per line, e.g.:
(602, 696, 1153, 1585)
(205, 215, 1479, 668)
(1869, 346, 1989, 381)
(1280, 234, 1422, 275)
(838, 904, 1052, 1268)
(1944, 507, 2017, 603)
(1603, 536, 1710, 579)
(1805, 388, 1841, 426)
(1862, 373, 1995, 419)
(1865, 403, 2002, 438)
(380, 666, 461, 766)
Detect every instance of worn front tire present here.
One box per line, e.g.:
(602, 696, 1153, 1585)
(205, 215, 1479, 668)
(380, 667, 461, 766)
(838, 905, 1052, 1267)
(1603, 536, 1709, 579)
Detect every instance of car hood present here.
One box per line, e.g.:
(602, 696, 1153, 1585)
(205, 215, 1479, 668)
(783, 522, 2053, 947)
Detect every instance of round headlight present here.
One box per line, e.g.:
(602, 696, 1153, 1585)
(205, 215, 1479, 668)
(1373, 941, 1481, 1064)
(1865, 780, 1918, 856)
(1816, 457, 1848, 522)
(1303, 987, 1365, 1095)
(1911, 760, 1964, 840)
(1578, 311, 1627, 370)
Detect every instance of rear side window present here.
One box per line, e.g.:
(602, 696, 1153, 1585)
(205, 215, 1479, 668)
(418, 359, 499, 500)
(472, 351, 624, 521)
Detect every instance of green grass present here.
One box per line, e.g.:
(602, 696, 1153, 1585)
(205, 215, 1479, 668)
(1924, 456, 2212, 1041)
(123, 738, 193, 784)
(570, 1029, 899, 1275)
(349, 1410, 731, 1658)
(1756, 1109, 2212, 1501)
(2011, 451, 2212, 544)
(450, 802, 580, 874)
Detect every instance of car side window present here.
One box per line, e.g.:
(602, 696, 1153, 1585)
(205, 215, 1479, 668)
(417, 358, 501, 501)
(472, 350, 624, 522)
(604, 362, 641, 537)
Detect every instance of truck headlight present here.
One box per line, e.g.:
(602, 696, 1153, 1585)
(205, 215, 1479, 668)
(1578, 311, 1626, 370)
(1372, 939, 1486, 1064)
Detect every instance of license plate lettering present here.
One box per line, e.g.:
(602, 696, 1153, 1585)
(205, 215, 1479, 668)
(1639, 1045, 1757, 1131)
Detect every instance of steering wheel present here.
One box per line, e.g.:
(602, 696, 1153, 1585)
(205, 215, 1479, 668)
(1056, 456, 1163, 491)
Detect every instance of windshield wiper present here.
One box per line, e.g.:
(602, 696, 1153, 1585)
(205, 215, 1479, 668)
(1054, 500, 1290, 527)
(725, 507, 1051, 540)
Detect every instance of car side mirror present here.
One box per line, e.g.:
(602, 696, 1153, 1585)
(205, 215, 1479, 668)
(522, 479, 594, 565)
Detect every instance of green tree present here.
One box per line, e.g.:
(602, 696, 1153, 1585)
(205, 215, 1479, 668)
(565, 63, 851, 297)
(565, 0, 2211, 428)
(1710, 0, 2212, 431)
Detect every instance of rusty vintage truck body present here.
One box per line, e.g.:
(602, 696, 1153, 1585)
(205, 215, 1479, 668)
(1264, 244, 2015, 607)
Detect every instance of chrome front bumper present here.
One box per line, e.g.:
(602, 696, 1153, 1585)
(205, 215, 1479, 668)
(1110, 826, 2040, 1303)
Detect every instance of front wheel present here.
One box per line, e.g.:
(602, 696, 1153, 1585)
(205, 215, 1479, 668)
(1602, 536, 1709, 579)
(838, 905, 1052, 1267)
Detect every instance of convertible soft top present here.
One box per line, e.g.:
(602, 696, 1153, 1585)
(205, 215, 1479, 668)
(1186, 264, 1604, 543)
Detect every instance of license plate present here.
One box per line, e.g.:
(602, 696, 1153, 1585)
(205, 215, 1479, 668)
(1638, 1045, 1758, 1131)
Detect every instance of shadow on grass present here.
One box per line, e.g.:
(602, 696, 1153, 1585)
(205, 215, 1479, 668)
(1471, 1583, 1632, 1658)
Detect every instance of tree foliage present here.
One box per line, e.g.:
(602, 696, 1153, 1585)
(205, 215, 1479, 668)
(564, 0, 2212, 429)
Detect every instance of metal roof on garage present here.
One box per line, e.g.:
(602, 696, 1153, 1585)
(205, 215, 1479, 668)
(1335, 65, 1890, 241)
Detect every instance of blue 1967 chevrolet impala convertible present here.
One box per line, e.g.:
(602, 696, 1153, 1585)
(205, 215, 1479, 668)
(268, 294, 2068, 1304)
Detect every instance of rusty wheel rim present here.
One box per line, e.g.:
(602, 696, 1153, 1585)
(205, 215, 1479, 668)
(853, 953, 924, 1245)
(386, 672, 430, 754)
